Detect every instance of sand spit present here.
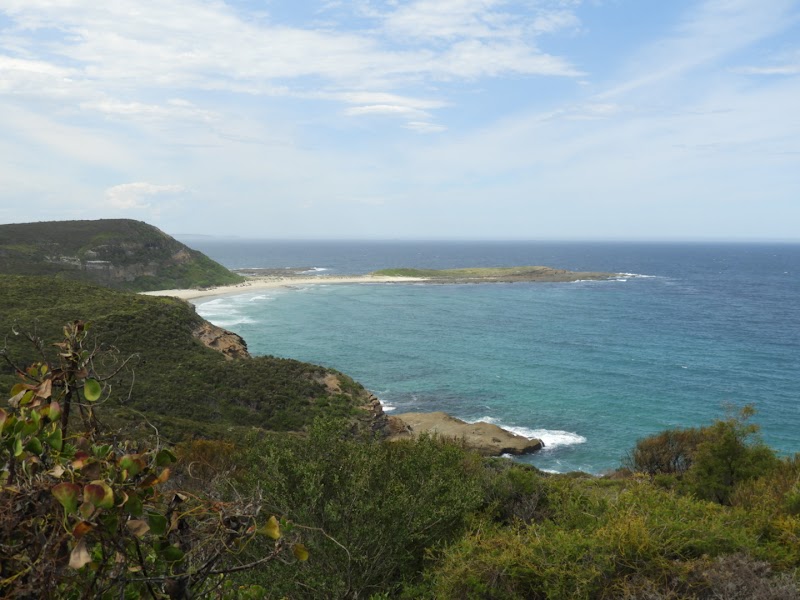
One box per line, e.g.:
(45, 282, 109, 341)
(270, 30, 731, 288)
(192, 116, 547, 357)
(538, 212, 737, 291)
(141, 275, 428, 301)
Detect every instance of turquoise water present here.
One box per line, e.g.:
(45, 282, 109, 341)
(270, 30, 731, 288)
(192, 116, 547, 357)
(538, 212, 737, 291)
(187, 241, 800, 474)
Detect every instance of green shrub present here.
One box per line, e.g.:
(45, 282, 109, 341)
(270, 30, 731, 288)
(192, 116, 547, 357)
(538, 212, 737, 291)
(684, 406, 781, 505)
(235, 420, 485, 598)
(624, 427, 707, 476)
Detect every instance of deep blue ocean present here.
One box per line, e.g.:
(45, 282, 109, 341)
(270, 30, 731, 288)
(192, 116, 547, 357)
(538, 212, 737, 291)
(179, 239, 800, 474)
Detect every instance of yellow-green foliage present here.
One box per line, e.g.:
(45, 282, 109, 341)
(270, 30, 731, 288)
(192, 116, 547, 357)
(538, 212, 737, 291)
(426, 476, 798, 599)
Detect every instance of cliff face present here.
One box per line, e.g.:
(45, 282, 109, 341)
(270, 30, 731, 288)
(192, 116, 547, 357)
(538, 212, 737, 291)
(0, 219, 243, 291)
(192, 321, 251, 360)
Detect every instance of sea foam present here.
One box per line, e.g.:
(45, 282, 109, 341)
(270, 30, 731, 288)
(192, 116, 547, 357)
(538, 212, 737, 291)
(467, 416, 586, 449)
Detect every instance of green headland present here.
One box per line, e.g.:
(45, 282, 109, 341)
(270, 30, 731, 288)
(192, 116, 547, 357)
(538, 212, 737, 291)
(371, 265, 618, 282)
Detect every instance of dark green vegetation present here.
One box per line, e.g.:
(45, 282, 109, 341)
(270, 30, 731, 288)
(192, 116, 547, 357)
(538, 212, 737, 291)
(0, 275, 373, 440)
(0, 219, 243, 291)
(371, 266, 617, 282)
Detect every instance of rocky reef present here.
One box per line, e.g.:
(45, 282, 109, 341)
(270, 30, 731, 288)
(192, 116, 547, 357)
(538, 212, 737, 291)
(387, 411, 543, 456)
(371, 266, 619, 283)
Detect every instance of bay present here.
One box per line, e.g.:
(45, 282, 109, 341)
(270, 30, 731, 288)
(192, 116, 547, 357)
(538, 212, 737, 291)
(182, 239, 800, 474)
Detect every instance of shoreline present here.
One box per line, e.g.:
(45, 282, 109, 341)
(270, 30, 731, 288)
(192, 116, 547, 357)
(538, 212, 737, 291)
(141, 274, 428, 301)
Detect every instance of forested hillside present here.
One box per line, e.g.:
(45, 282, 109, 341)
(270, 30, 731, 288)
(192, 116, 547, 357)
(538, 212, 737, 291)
(0, 219, 243, 291)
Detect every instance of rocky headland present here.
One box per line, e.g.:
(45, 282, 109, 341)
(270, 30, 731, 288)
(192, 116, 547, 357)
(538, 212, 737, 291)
(386, 411, 543, 456)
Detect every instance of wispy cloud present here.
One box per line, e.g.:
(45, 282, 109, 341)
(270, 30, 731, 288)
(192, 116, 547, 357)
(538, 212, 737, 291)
(0, 0, 581, 133)
(600, 0, 797, 99)
(105, 183, 184, 210)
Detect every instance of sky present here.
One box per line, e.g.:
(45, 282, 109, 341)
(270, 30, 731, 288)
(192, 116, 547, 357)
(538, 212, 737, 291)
(1, 0, 799, 241)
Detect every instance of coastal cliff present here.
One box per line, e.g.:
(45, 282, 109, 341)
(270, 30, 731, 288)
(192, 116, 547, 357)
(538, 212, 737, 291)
(0, 219, 243, 291)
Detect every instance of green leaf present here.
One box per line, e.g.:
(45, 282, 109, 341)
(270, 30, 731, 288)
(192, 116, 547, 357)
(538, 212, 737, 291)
(148, 512, 168, 536)
(19, 390, 34, 407)
(25, 436, 43, 455)
(155, 449, 177, 467)
(160, 545, 185, 563)
(21, 419, 38, 437)
(92, 444, 111, 458)
(47, 401, 61, 423)
(13, 436, 23, 457)
(52, 482, 81, 514)
(46, 426, 63, 451)
(83, 378, 102, 402)
(124, 493, 144, 517)
(0, 408, 7, 433)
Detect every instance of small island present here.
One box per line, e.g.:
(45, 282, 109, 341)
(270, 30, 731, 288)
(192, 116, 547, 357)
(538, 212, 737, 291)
(371, 266, 619, 283)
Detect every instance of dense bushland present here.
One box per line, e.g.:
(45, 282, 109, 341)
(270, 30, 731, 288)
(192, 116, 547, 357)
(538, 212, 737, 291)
(0, 276, 372, 440)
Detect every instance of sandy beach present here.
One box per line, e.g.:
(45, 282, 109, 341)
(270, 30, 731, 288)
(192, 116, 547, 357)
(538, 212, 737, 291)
(140, 274, 428, 301)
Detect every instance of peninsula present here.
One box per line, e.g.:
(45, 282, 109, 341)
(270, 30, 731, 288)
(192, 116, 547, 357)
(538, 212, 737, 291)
(143, 265, 620, 300)
(371, 266, 619, 283)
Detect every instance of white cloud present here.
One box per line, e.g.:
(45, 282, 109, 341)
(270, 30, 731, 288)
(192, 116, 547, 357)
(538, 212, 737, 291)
(404, 121, 447, 134)
(105, 183, 184, 210)
(0, 0, 580, 118)
(345, 104, 428, 117)
(736, 65, 800, 75)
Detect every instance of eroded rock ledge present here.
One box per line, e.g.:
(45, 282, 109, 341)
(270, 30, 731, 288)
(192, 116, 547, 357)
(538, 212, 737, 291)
(387, 411, 543, 456)
(192, 322, 250, 360)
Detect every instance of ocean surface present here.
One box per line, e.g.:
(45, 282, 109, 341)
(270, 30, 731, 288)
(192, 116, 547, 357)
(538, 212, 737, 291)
(179, 239, 800, 474)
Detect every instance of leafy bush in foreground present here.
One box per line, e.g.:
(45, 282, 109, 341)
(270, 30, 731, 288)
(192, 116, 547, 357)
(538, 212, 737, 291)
(0, 323, 301, 599)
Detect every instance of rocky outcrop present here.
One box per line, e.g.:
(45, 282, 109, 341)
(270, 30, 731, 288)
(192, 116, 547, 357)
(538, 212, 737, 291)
(192, 322, 250, 360)
(387, 411, 543, 456)
(361, 394, 389, 434)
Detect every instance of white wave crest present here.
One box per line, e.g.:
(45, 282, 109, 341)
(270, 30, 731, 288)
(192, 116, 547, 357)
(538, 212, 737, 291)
(206, 317, 256, 327)
(465, 417, 586, 449)
(525, 429, 587, 448)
